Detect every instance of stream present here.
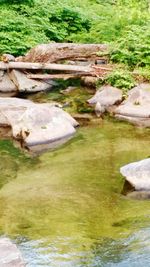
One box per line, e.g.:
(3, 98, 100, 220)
(0, 118, 150, 266)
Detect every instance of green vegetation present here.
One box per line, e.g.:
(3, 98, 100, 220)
(0, 0, 150, 90)
(105, 69, 136, 92)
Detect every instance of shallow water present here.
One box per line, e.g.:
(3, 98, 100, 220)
(0, 119, 150, 266)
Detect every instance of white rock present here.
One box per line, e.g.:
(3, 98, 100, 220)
(95, 102, 105, 117)
(120, 158, 150, 190)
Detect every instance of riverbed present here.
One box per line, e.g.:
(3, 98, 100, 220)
(0, 119, 150, 266)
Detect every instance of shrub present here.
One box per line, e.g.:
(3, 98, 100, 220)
(105, 69, 136, 92)
(110, 25, 150, 68)
(0, 2, 91, 55)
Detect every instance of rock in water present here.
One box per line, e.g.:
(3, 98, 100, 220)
(88, 85, 122, 107)
(115, 83, 150, 127)
(0, 98, 78, 152)
(120, 158, 150, 190)
(0, 238, 25, 266)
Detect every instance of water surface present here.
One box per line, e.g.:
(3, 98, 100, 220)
(0, 120, 150, 266)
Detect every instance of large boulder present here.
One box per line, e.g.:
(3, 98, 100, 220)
(88, 85, 123, 107)
(115, 83, 150, 127)
(0, 238, 25, 266)
(0, 98, 78, 152)
(120, 158, 150, 191)
(0, 71, 17, 96)
(9, 70, 53, 93)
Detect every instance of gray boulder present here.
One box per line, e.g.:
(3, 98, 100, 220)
(115, 83, 150, 126)
(9, 70, 53, 93)
(0, 238, 25, 266)
(0, 98, 78, 152)
(0, 71, 17, 96)
(120, 158, 150, 191)
(88, 85, 123, 107)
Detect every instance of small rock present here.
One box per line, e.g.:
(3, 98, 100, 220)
(95, 102, 105, 117)
(81, 76, 98, 88)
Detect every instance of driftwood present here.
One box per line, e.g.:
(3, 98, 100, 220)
(0, 62, 93, 72)
(17, 43, 108, 63)
(27, 73, 91, 80)
(0, 62, 112, 76)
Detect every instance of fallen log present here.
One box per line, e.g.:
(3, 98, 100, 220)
(0, 62, 93, 72)
(0, 62, 112, 75)
(17, 43, 108, 63)
(27, 73, 91, 80)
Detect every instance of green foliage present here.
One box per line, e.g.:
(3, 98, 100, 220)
(45, 8, 90, 42)
(0, 1, 91, 55)
(133, 67, 150, 82)
(110, 25, 150, 68)
(1, 0, 34, 4)
(105, 69, 136, 92)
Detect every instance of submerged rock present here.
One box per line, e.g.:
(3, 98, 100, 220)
(115, 83, 150, 127)
(127, 191, 150, 200)
(0, 238, 25, 266)
(120, 158, 150, 191)
(0, 98, 78, 152)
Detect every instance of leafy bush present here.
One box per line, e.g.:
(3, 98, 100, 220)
(133, 67, 150, 82)
(0, 1, 91, 55)
(110, 25, 150, 68)
(1, 0, 34, 4)
(105, 69, 136, 92)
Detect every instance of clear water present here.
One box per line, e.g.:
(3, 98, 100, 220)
(0, 119, 150, 266)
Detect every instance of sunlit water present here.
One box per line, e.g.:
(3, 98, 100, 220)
(0, 119, 150, 266)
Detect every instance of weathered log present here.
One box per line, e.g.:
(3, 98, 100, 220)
(17, 43, 108, 63)
(27, 73, 91, 80)
(0, 61, 93, 72)
(0, 62, 112, 76)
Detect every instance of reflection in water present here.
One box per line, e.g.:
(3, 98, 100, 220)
(0, 120, 150, 266)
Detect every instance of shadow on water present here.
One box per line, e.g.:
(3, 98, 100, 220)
(0, 139, 39, 189)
